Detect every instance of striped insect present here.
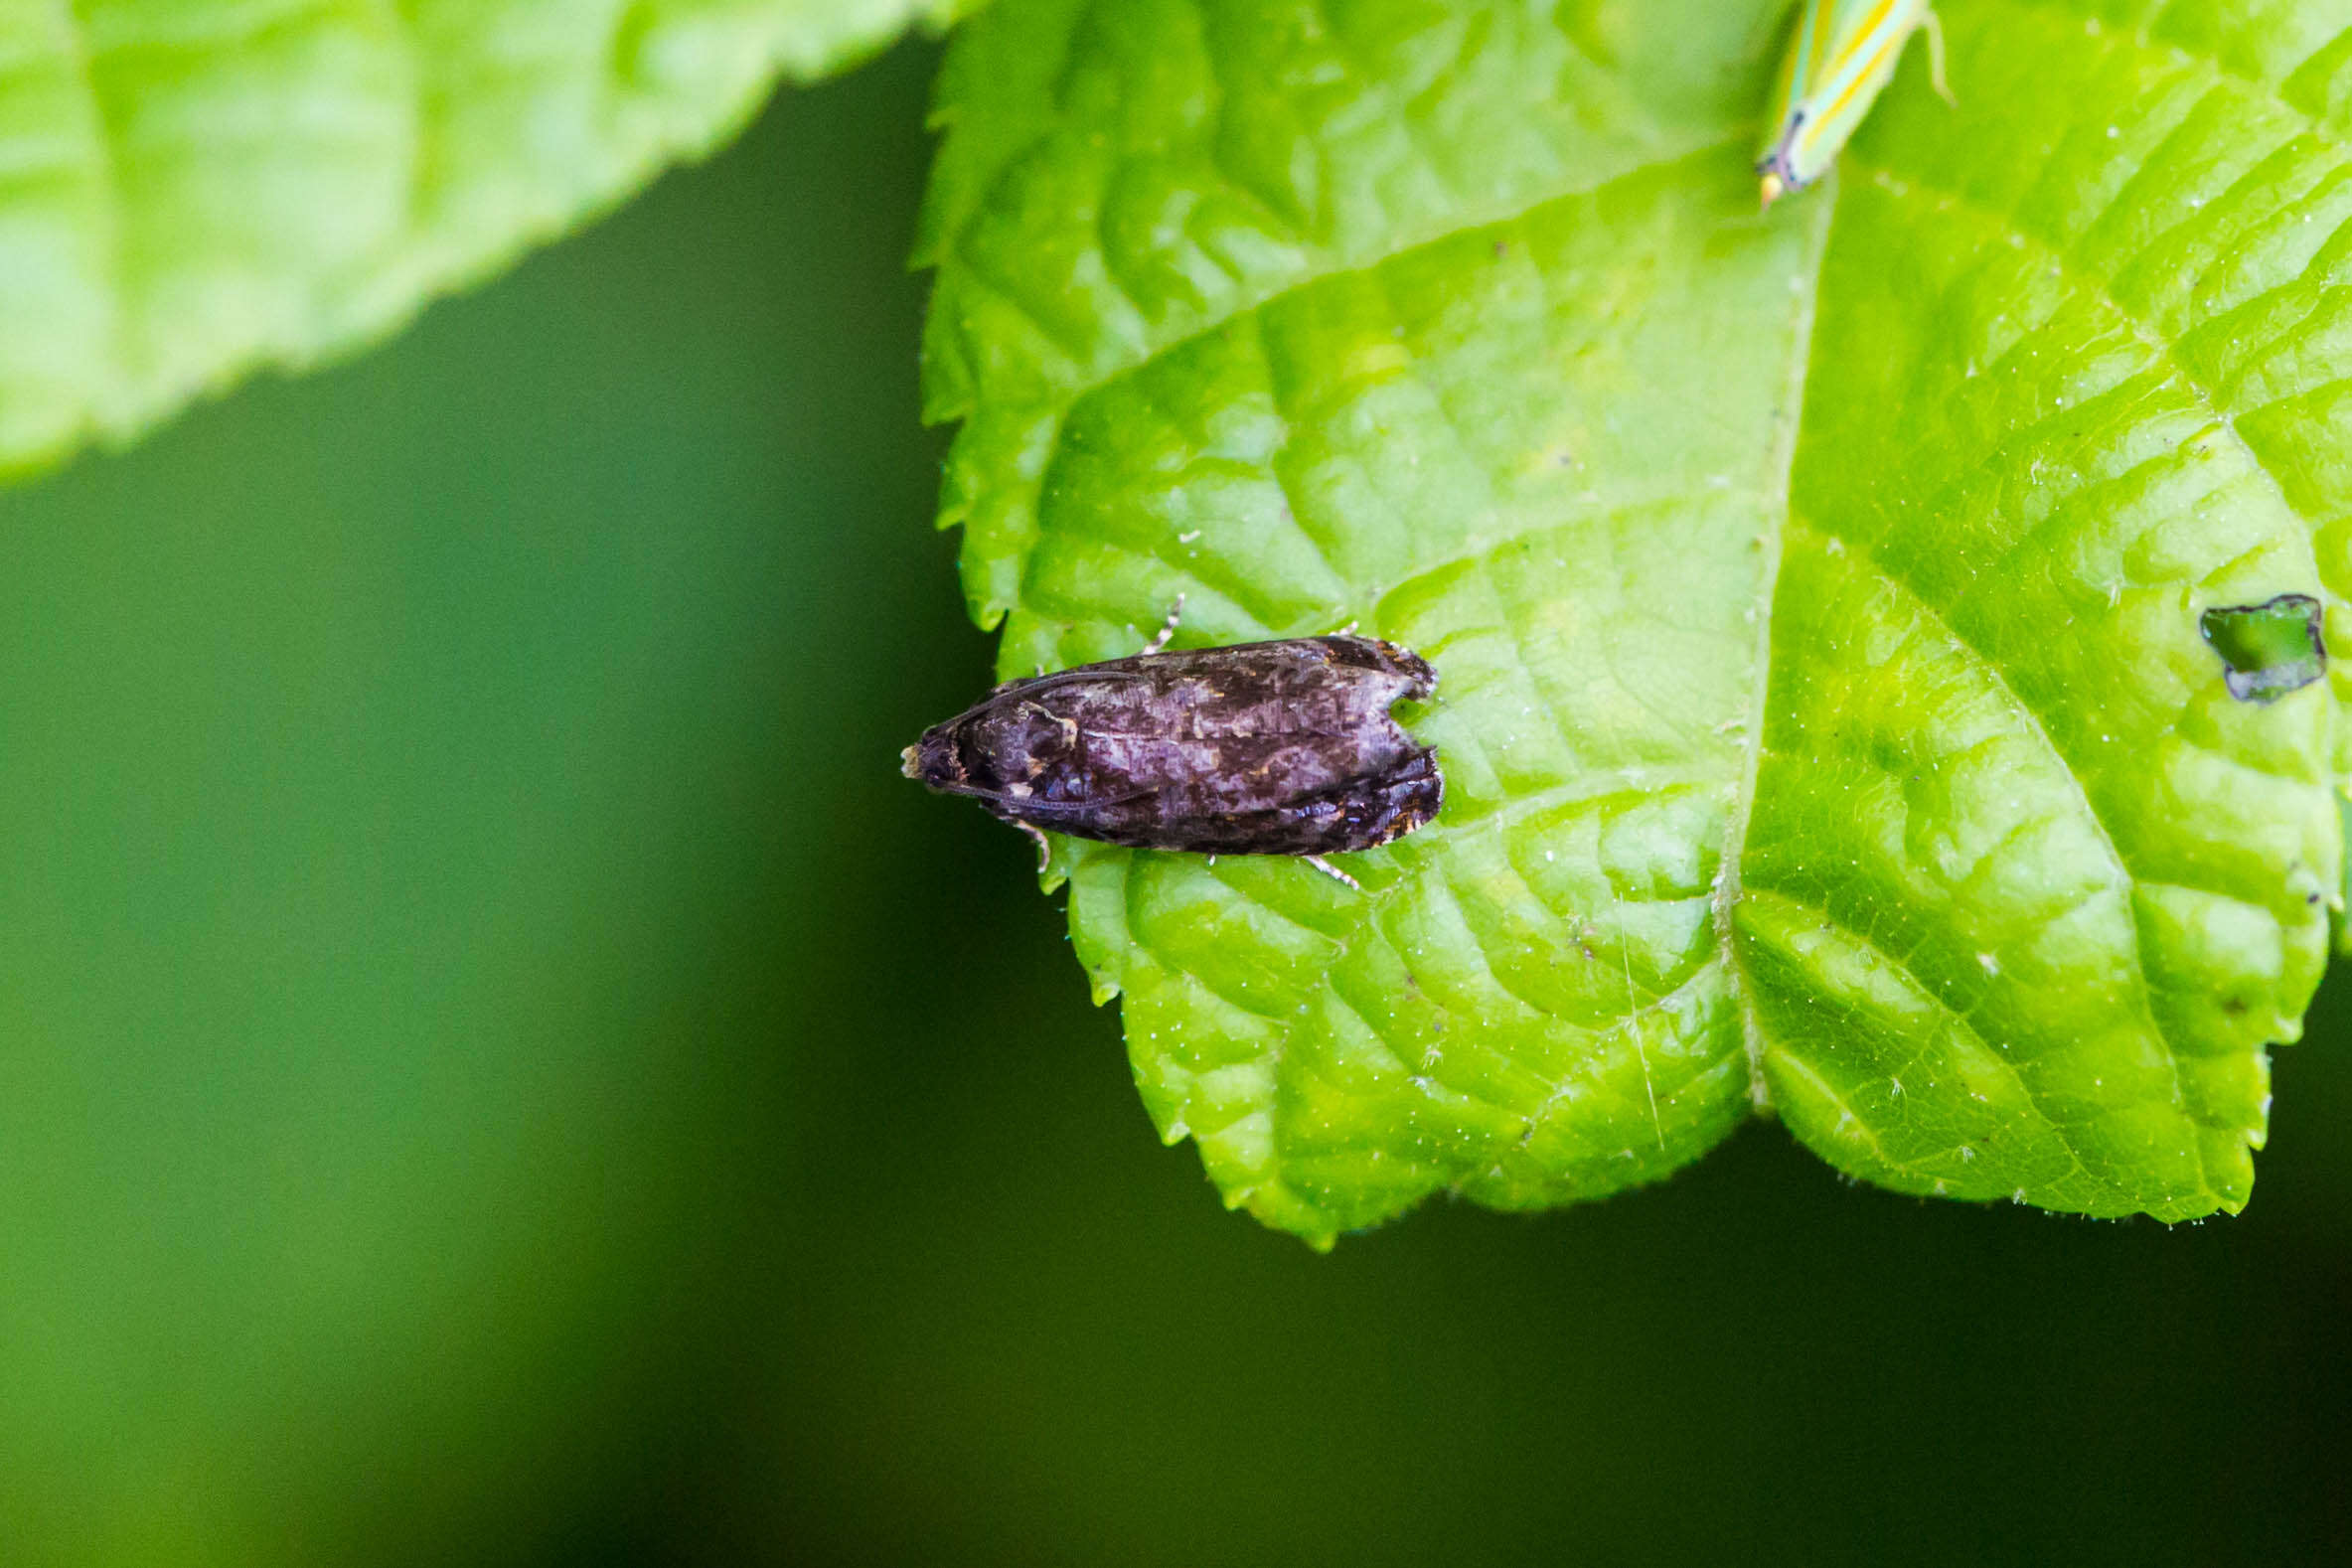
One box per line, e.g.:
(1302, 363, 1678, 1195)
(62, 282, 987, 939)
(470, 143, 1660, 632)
(1757, 0, 1951, 208)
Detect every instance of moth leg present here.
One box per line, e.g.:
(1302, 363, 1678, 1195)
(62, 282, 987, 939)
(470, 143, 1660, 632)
(1921, 9, 1955, 105)
(1017, 821, 1052, 874)
(1140, 593, 1187, 656)
(1303, 855, 1361, 891)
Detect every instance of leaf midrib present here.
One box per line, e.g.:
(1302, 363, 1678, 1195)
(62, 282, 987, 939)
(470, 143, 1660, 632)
(1718, 181, 1837, 1119)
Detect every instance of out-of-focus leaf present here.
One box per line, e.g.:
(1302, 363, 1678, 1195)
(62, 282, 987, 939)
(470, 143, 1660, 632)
(0, 0, 974, 476)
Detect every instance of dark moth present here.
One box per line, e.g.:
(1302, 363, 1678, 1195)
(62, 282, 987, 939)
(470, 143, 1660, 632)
(902, 634, 1443, 880)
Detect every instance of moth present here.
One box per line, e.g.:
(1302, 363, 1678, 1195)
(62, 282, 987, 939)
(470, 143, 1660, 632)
(902, 610, 1442, 887)
(1758, 0, 1950, 208)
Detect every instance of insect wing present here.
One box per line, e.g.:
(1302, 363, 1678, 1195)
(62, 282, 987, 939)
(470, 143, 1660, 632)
(904, 636, 1445, 861)
(1758, 0, 1932, 205)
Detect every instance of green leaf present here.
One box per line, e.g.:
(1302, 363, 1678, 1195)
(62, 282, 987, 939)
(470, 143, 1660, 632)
(0, 0, 974, 478)
(921, 0, 2352, 1242)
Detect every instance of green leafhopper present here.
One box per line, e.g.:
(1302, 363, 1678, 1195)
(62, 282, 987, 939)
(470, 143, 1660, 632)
(1757, 0, 1949, 207)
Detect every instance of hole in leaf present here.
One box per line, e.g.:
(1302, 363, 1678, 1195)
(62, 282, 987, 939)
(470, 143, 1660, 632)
(2199, 594, 2326, 704)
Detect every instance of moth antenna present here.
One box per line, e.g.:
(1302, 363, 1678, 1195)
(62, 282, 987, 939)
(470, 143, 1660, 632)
(1304, 855, 1361, 890)
(1141, 594, 1186, 656)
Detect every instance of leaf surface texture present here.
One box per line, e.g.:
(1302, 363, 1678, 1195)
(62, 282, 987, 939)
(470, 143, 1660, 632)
(923, 0, 2352, 1241)
(0, 0, 970, 471)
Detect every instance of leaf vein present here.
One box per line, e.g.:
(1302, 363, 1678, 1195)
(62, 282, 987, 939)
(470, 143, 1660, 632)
(1791, 517, 2213, 1196)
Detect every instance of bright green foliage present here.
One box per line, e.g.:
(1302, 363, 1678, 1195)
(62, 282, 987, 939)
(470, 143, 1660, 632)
(0, 0, 971, 476)
(922, 0, 2352, 1242)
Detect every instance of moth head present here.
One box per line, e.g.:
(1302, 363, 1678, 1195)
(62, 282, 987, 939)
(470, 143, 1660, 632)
(900, 727, 968, 790)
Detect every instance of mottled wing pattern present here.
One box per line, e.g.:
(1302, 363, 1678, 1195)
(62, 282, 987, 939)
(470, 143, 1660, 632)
(909, 637, 1443, 856)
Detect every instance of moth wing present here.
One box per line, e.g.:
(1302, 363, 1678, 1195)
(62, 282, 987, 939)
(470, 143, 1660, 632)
(934, 775, 1162, 816)
(986, 664, 1147, 697)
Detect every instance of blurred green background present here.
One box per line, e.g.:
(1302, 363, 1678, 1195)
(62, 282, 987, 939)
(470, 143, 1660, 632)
(2, 39, 2348, 1568)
